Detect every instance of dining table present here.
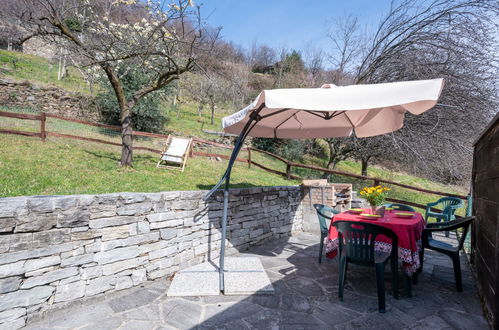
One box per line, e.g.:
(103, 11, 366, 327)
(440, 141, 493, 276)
(325, 208, 426, 276)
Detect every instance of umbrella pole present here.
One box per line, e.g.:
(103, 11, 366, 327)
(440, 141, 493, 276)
(217, 123, 255, 293)
(203, 109, 263, 294)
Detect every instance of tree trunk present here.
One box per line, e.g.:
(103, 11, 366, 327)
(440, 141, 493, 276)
(361, 158, 369, 176)
(101, 64, 132, 167)
(322, 157, 339, 180)
(210, 103, 215, 125)
(57, 47, 64, 80)
(120, 103, 133, 167)
(197, 103, 203, 120)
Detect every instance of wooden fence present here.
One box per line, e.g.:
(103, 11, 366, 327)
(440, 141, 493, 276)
(0, 110, 468, 210)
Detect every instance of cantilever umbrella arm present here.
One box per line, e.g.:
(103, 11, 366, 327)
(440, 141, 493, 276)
(203, 105, 264, 293)
(201, 78, 444, 294)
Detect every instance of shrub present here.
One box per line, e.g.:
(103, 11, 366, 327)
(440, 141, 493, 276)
(252, 138, 309, 162)
(64, 18, 82, 32)
(96, 67, 171, 133)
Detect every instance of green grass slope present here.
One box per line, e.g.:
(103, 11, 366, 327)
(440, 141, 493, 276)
(0, 50, 468, 212)
(0, 135, 298, 197)
(0, 133, 468, 216)
(0, 49, 89, 93)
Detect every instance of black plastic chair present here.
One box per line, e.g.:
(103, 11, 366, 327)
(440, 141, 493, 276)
(383, 203, 415, 212)
(333, 221, 399, 313)
(313, 204, 340, 263)
(420, 216, 474, 292)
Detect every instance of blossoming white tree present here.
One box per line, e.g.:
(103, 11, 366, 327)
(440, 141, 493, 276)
(17, 0, 216, 166)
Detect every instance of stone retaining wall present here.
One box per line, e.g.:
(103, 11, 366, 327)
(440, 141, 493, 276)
(0, 78, 99, 121)
(0, 187, 304, 328)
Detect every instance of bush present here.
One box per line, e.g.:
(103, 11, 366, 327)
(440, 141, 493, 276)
(64, 18, 82, 32)
(252, 137, 280, 154)
(252, 138, 309, 162)
(96, 67, 171, 133)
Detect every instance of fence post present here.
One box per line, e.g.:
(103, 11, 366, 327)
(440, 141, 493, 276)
(189, 140, 194, 158)
(247, 148, 252, 168)
(40, 112, 46, 142)
(286, 163, 291, 179)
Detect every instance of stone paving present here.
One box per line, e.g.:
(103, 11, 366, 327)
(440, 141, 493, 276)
(24, 232, 489, 330)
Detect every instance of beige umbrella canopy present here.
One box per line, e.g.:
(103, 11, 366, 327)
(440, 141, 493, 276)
(223, 78, 444, 138)
(207, 78, 444, 294)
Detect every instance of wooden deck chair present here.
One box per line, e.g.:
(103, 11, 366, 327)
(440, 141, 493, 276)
(156, 135, 192, 172)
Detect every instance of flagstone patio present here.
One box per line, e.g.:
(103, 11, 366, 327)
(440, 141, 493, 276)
(24, 232, 488, 330)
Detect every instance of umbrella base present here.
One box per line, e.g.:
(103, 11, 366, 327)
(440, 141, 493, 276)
(167, 257, 274, 297)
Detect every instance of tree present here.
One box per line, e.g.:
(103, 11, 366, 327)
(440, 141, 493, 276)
(181, 71, 230, 125)
(249, 43, 276, 73)
(319, 15, 361, 178)
(181, 38, 251, 125)
(97, 66, 170, 133)
(326, 0, 498, 183)
(303, 43, 325, 87)
(272, 47, 307, 88)
(15, 0, 216, 166)
(323, 138, 356, 172)
(352, 136, 388, 176)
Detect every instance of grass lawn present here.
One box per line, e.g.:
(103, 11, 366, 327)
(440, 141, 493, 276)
(0, 49, 90, 93)
(0, 134, 298, 197)
(0, 134, 469, 216)
(163, 103, 233, 139)
(0, 51, 469, 213)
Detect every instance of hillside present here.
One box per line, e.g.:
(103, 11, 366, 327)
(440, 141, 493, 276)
(0, 134, 298, 197)
(0, 49, 467, 211)
(0, 49, 90, 93)
(0, 133, 467, 216)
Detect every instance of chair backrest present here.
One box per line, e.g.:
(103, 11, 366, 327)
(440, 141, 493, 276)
(385, 203, 415, 212)
(332, 221, 398, 265)
(162, 137, 191, 163)
(438, 197, 463, 215)
(313, 204, 339, 234)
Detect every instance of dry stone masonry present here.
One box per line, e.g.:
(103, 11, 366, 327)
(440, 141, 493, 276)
(0, 78, 99, 121)
(0, 186, 304, 328)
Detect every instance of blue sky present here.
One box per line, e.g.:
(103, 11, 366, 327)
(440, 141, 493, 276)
(201, 0, 394, 54)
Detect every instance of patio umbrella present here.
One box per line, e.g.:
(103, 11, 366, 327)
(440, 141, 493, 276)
(204, 78, 444, 293)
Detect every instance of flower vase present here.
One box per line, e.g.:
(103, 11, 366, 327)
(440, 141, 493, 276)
(370, 205, 385, 217)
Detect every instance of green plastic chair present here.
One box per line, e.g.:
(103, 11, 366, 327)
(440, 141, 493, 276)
(383, 203, 415, 212)
(425, 197, 464, 237)
(421, 216, 475, 292)
(313, 204, 339, 263)
(333, 221, 399, 313)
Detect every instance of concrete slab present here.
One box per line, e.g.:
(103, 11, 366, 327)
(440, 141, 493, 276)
(167, 257, 274, 296)
(167, 272, 219, 296)
(224, 257, 274, 295)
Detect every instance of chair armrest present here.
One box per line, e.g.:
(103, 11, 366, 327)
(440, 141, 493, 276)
(426, 222, 448, 228)
(425, 201, 440, 215)
(316, 207, 339, 220)
(424, 217, 474, 232)
(426, 201, 440, 207)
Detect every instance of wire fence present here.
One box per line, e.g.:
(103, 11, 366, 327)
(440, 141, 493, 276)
(0, 106, 169, 154)
(0, 107, 470, 212)
(0, 106, 40, 133)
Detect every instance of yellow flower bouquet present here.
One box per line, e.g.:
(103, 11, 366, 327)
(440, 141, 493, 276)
(359, 185, 391, 207)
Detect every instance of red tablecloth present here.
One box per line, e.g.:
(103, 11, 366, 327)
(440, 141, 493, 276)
(325, 209, 425, 275)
